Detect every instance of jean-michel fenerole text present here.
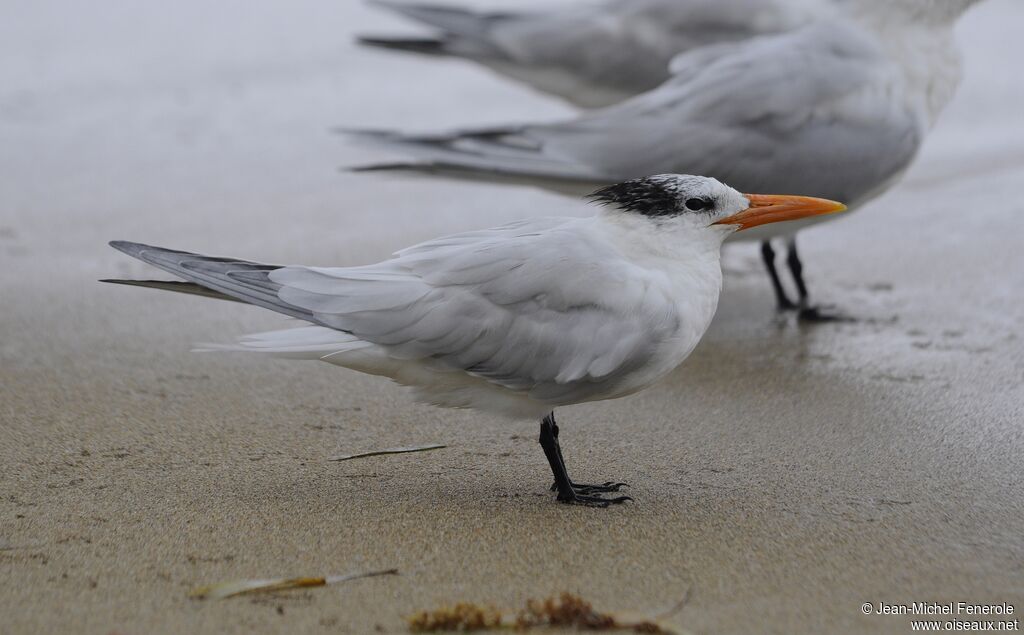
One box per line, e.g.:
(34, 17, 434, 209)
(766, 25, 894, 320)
(873, 602, 1014, 616)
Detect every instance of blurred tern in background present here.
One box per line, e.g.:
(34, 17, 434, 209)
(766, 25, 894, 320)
(359, 0, 829, 108)
(348, 0, 986, 319)
(103, 175, 844, 506)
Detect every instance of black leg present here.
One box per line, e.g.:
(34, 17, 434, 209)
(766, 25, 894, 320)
(785, 238, 851, 323)
(539, 413, 630, 507)
(761, 240, 797, 311)
(547, 420, 626, 494)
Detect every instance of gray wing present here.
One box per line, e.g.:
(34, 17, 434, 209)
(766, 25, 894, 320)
(360, 0, 824, 105)
(269, 219, 676, 403)
(351, 19, 924, 205)
(108, 222, 676, 403)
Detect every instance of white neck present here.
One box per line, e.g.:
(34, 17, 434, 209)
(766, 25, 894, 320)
(596, 209, 727, 266)
(595, 210, 725, 329)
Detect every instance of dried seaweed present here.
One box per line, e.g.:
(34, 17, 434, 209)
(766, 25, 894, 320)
(408, 602, 504, 631)
(189, 568, 397, 600)
(328, 444, 447, 462)
(408, 592, 683, 633)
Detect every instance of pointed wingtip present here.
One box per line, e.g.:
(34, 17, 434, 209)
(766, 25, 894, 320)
(108, 240, 147, 256)
(98, 278, 154, 287)
(332, 126, 398, 139)
(98, 278, 154, 290)
(344, 162, 430, 174)
(355, 35, 448, 55)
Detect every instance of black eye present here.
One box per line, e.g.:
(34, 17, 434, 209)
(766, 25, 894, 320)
(685, 198, 710, 211)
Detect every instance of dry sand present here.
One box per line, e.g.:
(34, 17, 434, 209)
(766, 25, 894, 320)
(2, 1, 1022, 633)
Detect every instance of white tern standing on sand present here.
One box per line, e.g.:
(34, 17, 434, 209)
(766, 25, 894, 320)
(104, 175, 844, 506)
(358, 0, 829, 108)
(349, 0, 985, 320)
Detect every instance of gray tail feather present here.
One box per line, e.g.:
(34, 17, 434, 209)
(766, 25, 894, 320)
(349, 162, 431, 173)
(338, 127, 607, 190)
(100, 279, 245, 303)
(106, 241, 314, 322)
(368, 0, 510, 37)
(345, 161, 603, 198)
(357, 36, 450, 56)
(338, 126, 532, 165)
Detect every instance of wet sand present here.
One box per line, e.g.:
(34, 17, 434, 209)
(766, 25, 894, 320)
(1, 1, 1022, 633)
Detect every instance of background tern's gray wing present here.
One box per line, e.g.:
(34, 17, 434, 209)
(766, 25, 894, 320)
(358, 0, 516, 61)
(366, 0, 518, 37)
(269, 218, 678, 403)
(352, 19, 923, 205)
(360, 0, 825, 107)
(348, 127, 609, 191)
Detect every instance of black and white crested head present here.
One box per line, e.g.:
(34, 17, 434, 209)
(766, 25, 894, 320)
(589, 174, 745, 220)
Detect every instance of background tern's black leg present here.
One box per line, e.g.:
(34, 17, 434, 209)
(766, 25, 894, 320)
(538, 413, 630, 507)
(785, 238, 809, 304)
(785, 238, 850, 322)
(761, 240, 797, 311)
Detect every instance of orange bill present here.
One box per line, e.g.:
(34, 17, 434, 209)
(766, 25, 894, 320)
(714, 194, 847, 231)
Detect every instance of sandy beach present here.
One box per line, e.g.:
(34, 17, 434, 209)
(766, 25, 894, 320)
(2, 1, 1022, 633)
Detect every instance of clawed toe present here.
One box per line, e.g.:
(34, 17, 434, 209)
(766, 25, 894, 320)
(557, 492, 633, 507)
(550, 480, 628, 494)
(573, 481, 628, 494)
(551, 481, 631, 506)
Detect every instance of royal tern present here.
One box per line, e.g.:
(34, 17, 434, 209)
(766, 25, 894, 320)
(103, 175, 844, 506)
(348, 0, 984, 319)
(358, 0, 828, 108)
